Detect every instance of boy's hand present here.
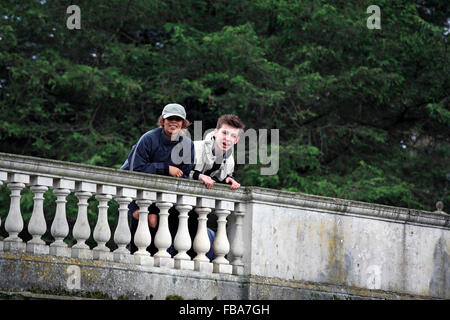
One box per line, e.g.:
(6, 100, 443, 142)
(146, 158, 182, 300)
(169, 165, 183, 178)
(199, 174, 215, 189)
(225, 177, 241, 190)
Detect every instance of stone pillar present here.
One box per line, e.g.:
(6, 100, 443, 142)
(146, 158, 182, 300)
(49, 179, 75, 257)
(27, 176, 53, 255)
(212, 200, 234, 274)
(173, 195, 196, 270)
(0, 178, 2, 252)
(72, 182, 96, 260)
(230, 202, 245, 275)
(92, 185, 116, 261)
(193, 198, 215, 273)
(4, 173, 29, 252)
(0, 179, 1, 252)
(133, 190, 156, 266)
(0, 171, 6, 252)
(113, 187, 136, 264)
(154, 192, 177, 268)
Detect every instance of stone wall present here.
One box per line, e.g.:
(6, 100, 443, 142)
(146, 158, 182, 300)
(245, 192, 449, 298)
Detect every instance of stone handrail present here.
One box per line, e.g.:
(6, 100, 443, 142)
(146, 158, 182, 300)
(1, 152, 448, 229)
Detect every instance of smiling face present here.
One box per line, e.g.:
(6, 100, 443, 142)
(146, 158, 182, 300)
(214, 123, 240, 153)
(163, 116, 184, 140)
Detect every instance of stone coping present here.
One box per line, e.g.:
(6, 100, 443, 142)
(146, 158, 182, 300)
(248, 186, 450, 228)
(0, 152, 249, 201)
(0, 152, 448, 228)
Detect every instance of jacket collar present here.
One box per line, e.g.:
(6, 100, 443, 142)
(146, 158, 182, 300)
(205, 132, 232, 159)
(160, 127, 182, 145)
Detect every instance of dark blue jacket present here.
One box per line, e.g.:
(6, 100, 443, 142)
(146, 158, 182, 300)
(121, 127, 195, 178)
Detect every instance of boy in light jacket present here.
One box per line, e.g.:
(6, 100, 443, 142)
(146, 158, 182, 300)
(189, 114, 245, 190)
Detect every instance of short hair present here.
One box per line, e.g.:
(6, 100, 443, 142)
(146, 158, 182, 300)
(216, 114, 245, 130)
(158, 115, 191, 129)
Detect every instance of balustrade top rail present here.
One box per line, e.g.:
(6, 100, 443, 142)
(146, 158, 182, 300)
(0, 152, 248, 203)
(0, 152, 448, 229)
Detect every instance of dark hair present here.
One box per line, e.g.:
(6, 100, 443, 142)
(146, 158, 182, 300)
(158, 116, 191, 129)
(216, 114, 245, 130)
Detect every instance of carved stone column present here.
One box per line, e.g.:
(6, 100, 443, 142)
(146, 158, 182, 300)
(193, 198, 215, 273)
(72, 181, 96, 260)
(212, 200, 234, 274)
(230, 202, 245, 275)
(27, 176, 53, 255)
(154, 192, 176, 268)
(92, 185, 116, 261)
(133, 190, 156, 266)
(49, 179, 75, 257)
(173, 195, 196, 270)
(113, 186, 136, 263)
(4, 173, 29, 252)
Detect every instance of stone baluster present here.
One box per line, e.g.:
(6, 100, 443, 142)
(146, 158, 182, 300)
(92, 185, 116, 261)
(0, 171, 5, 185)
(49, 179, 75, 257)
(212, 200, 234, 274)
(0, 172, 3, 251)
(133, 190, 156, 266)
(230, 203, 245, 275)
(193, 198, 215, 273)
(113, 187, 137, 264)
(26, 176, 53, 255)
(72, 182, 96, 260)
(154, 192, 176, 268)
(173, 195, 196, 270)
(0, 173, 3, 252)
(3, 173, 29, 252)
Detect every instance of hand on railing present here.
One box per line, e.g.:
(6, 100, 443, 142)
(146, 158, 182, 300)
(199, 174, 215, 189)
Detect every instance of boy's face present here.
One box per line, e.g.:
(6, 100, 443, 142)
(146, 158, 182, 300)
(214, 123, 240, 153)
(163, 116, 183, 139)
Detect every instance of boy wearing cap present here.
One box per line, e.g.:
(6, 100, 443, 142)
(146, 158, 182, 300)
(121, 103, 195, 254)
(121, 103, 193, 177)
(189, 114, 244, 190)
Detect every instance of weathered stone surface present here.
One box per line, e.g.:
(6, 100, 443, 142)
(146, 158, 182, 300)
(49, 246, 70, 257)
(133, 255, 154, 266)
(154, 257, 174, 269)
(113, 252, 133, 264)
(72, 248, 93, 260)
(26, 243, 49, 255)
(174, 259, 195, 271)
(194, 261, 213, 274)
(3, 241, 25, 253)
(0, 253, 443, 300)
(53, 178, 75, 190)
(0, 253, 245, 300)
(213, 263, 232, 274)
(232, 265, 244, 276)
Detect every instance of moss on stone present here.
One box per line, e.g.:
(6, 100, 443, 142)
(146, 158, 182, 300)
(166, 295, 184, 300)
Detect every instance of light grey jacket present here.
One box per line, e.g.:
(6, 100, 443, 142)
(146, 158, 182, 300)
(188, 132, 234, 182)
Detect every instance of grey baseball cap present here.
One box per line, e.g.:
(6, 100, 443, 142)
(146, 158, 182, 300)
(161, 103, 186, 120)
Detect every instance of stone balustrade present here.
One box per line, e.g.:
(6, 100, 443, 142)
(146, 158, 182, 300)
(0, 152, 449, 299)
(0, 153, 246, 276)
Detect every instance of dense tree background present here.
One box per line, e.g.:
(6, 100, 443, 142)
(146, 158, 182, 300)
(0, 0, 449, 242)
